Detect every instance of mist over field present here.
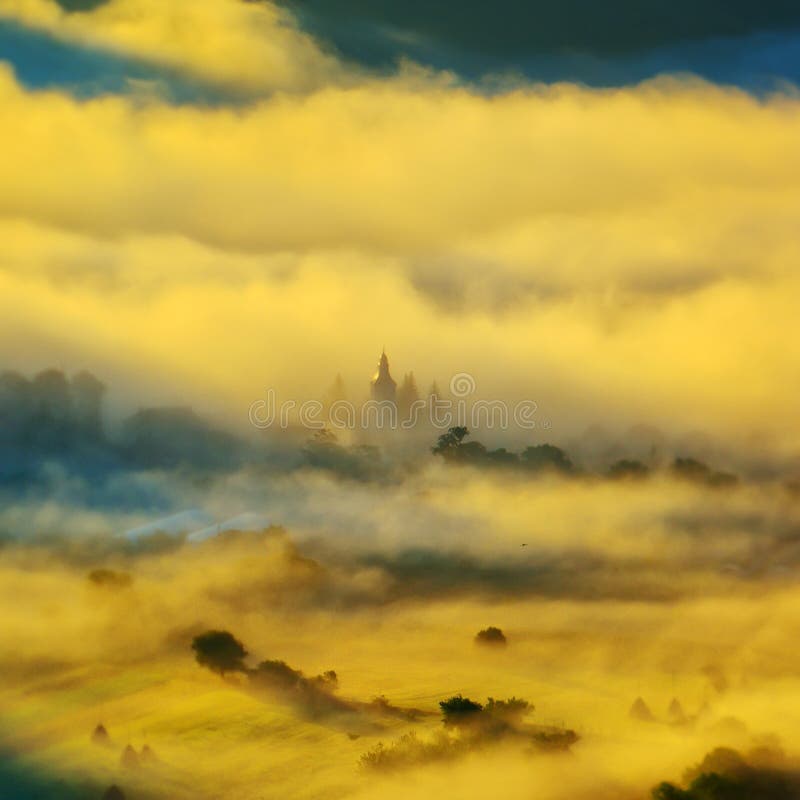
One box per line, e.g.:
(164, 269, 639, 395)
(3, 415, 800, 799)
(3, 1, 800, 798)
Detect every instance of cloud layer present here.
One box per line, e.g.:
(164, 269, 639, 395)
(0, 47, 799, 440)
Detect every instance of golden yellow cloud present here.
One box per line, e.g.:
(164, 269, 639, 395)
(0, 45, 797, 441)
(0, 0, 346, 93)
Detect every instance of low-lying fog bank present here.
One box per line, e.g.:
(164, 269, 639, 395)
(2, 464, 800, 799)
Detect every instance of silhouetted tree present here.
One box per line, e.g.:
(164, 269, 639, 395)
(439, 695, 483, 726)
(457, 440, 487, 463)
(303, 431, 386, 481)
(121, 406, 246, 470)
(253, 659, 303, 688)
(475, 626, 507, 646)
(608, 459, 650, 480)
(397, 372, 420, 424)
(630, 697, 655, 722)
(30, 369, 73, 448)
(673, 457, 738, 489)
(707, 471, 739, 488)
(0, 371, 32, 443)
(432, 426, 470, 460)
(532, 728, 580, 751)
(673, 457, 712, 481)
(102, 786, 126, 800)
(485, 697, 531, 722)
(91, 723, 110, 745)
(140, 744, 158, 764)
(303, 429, 345, 467)
(652, 782, 692, 800)
(253, 660, 339, 694)
(191, 630, 248, 675)
(119, 745, 139, 769)
(311, 428, 338, 445)
(651, 746, 800, 800)
(668, 697, 687, 724)
(324, 374, 348, 409)
(70, 371, 105, 439)
(520, 444, 573, 474)
(683, 748, 749, 784)
(319, 669, 338, 687)
(486, 447, 519, 466)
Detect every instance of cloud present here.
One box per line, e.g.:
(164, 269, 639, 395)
(4, 464, 800, 799)
(8, 0, 800, 96)
(0, 0, 347, 95)
(3, 6, 800, 799)
(1, 58, 800, 260)
(0, 18, 241, 101)
(5, 463, 800, 609)
(0, 30, 799, 440)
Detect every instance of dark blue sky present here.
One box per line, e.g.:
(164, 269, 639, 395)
(3, 0, 800, 100)
(280, 1, 800, 55)
(279, 0, 800, 90)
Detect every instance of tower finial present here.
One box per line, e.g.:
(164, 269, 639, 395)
(371, 347, 397, 402)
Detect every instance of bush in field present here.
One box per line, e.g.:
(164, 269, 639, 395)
(252, 659, 304, 688)
(439, 695, 483, 726)
(361, 693, 575, 772)
(650, 746, 800, 800)
(252, 660, 338, 692)
(359, 732, 465, 772)
(485, 696, 531, 723)
(250, 658, 350, 719)
(368, 694, 426, 721)
(475, 626, 507, 646)
(317, 669, 338, 688)
(531, 728, 579, 751)
(191, 630, 248, 675)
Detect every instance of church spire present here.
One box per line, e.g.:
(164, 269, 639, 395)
(371, 349, 397, 403)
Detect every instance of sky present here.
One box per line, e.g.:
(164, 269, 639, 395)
(0, 0, 799, 448)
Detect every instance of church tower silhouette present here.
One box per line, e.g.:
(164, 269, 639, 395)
(370, 349, 397, 403)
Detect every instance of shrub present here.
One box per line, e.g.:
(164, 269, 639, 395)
(191, 630, 248, 675)
(359, 732, 465, 771)
(475, 626, 507, 646)
(531, 728, 579, 751)
(252, 659, 303, 688)
(439, 695, 483, 726)
(485, 696, 531, 722)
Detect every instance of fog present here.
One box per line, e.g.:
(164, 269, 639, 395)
(2, 2, 800, 798)
(2, 450, 800, 799)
